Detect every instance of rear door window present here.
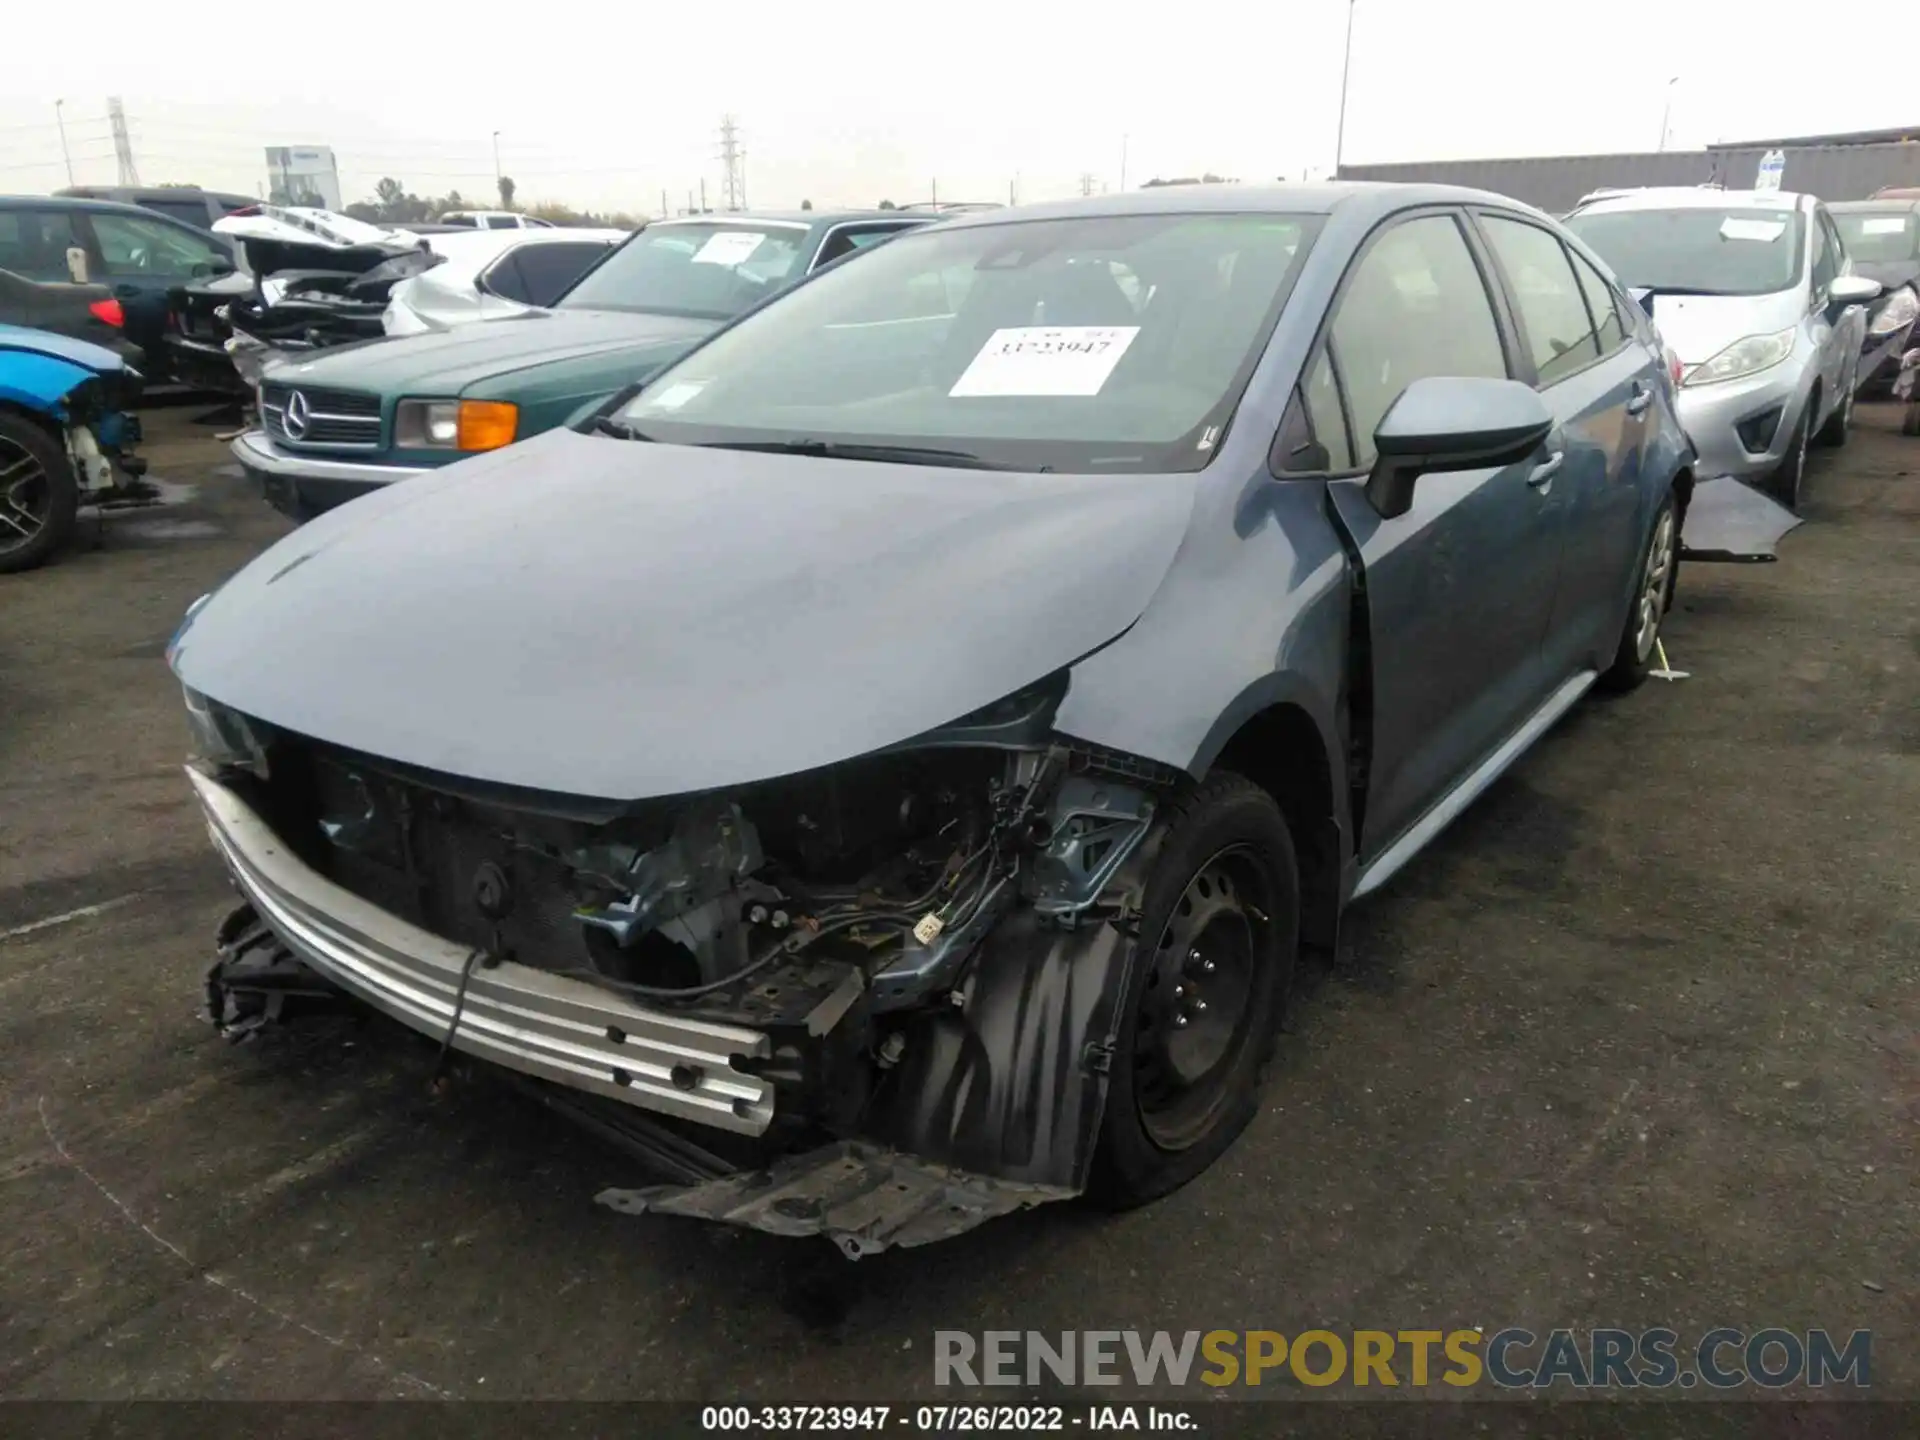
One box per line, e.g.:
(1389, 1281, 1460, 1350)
(89, 210, 228, 278)
(482, 241, 615, 307)
(1566, 248, 1628, 356)
(1481, 214, 1601, 384)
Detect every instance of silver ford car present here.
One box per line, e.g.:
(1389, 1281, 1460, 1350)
(1565, 188, 1880, 510)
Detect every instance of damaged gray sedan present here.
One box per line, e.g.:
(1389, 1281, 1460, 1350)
(166, 185, 1694, 1255)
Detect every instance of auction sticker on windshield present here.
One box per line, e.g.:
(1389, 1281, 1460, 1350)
(1719, 218, 1787, 243)
(692, 231, 766, 267)
(950, 326, 1141, 397)
(1862, 217, 1909, 235)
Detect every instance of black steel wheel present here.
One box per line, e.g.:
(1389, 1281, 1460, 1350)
(0, 415, 79, 575)
(1088, 772, 1297, 1208)
(1133, 846, 1267, 1150)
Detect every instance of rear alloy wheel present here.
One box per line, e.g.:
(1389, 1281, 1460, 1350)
(1088, 773, 1297, 1208)
(1600, 492, 1677, 694)
(0, 416, 79, 575)
(1765, 402, 1811, 511)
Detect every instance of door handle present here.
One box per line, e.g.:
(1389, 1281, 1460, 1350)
(1527, 451, 1564, 490)
(1626, 382, 1653, 416)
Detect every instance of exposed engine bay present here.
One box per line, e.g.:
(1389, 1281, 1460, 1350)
(197, 677, 1179, 1253)
(167, 206, 455, 391)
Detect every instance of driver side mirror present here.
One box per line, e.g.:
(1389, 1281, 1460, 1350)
(1364, 376, 1555, 520)
(1829, 273, 1882, 310)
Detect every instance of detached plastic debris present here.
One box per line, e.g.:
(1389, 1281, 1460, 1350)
(1679, 476, 1802, 564)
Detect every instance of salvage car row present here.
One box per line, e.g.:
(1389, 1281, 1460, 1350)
(2, 180, 1896, 1258)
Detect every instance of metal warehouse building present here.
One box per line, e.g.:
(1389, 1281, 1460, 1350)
(1338, 125, 1920, 213)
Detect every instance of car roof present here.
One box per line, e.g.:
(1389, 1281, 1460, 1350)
(651, 209, 926, 227)
(0, 193, 222, 223)
(1829, 198, 1920, 212)
(919, 182, 1564, 233)
(1568, 187, 1809, 216)
(57, 185, 254, 206)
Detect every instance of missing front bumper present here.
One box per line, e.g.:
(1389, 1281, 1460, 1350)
(190, 766, 776, 1134)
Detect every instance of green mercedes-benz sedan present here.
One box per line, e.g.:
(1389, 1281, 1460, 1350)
(234, 210, 933, 520)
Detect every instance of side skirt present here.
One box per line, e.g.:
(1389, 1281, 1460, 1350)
(1350, 670, 1597, 901)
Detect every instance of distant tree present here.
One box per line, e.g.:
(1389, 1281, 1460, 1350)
(498, 175, 516, 210)
(800, 198, 813, 210)
(375, 177, 406, 210)
(878, 198, 896, 210)
(344, 202, 383, 223)
(156, 180, 202, 189)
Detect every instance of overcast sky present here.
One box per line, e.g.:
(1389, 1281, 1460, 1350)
(2, 0, 1911, 215)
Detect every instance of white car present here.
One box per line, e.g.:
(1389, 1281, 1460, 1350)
(440, 210, 555, 231)
(381, 227, 629, 335)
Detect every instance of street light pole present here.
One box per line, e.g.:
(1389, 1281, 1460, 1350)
(54, 99, 73, 185)
(492, 130, 502, 183)
(1334, 0, 1357, 177)
(1657, 77, 1679, 152)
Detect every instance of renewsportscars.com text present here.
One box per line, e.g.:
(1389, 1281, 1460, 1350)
(933, 1328, 1872, 1390)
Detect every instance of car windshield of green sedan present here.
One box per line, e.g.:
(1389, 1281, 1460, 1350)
(559, 220, 812, 319)
(615, 212, 1320, 473)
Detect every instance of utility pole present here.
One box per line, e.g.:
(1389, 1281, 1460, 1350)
(1658, 76, 1679, 152)
(718, 115, 746, 211)
(1079, 172, 1096, 196)
(1120, 134, 1128, 191)
(661, 189, 669, 219)
(492, 130, 502, 183)
(700, 178, 708, 213)
(1334, 0, 1357, 177)
(108, 97, 139, 187)
(54, 100, 73, 185)
(931, 177, 938, 207)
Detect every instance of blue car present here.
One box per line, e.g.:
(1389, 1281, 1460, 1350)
(174, 185, 1696, 1251)
(0, 325, 147, 572)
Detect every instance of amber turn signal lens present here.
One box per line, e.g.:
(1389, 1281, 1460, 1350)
(457, 400, 518, 451)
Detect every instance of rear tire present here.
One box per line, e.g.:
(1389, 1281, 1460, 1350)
(0, 414, 79, 575)
(1599, 491, 1678, 694)
(1087, 772, 1297, 1209)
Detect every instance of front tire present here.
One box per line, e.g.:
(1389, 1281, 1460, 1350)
(1764, 401, 1812, 510)
(1087, 773, 1297, 1209)
(0, 414, 79, 575)
(1599, 491, 1678, 694)
(1815, 367, 1854, 448)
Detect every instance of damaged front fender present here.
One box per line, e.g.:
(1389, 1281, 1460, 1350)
(596, 910, 1138, 1256)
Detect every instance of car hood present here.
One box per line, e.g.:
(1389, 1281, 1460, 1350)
(169, 429, 1195, 799)
(1646, 289, 1805, 366)
(262, 308, 716, 396)
(0, 322, 131, 374)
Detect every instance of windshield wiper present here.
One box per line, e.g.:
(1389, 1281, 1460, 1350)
(693, 439, 1031, 471)
(593, 416, 655, 440)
